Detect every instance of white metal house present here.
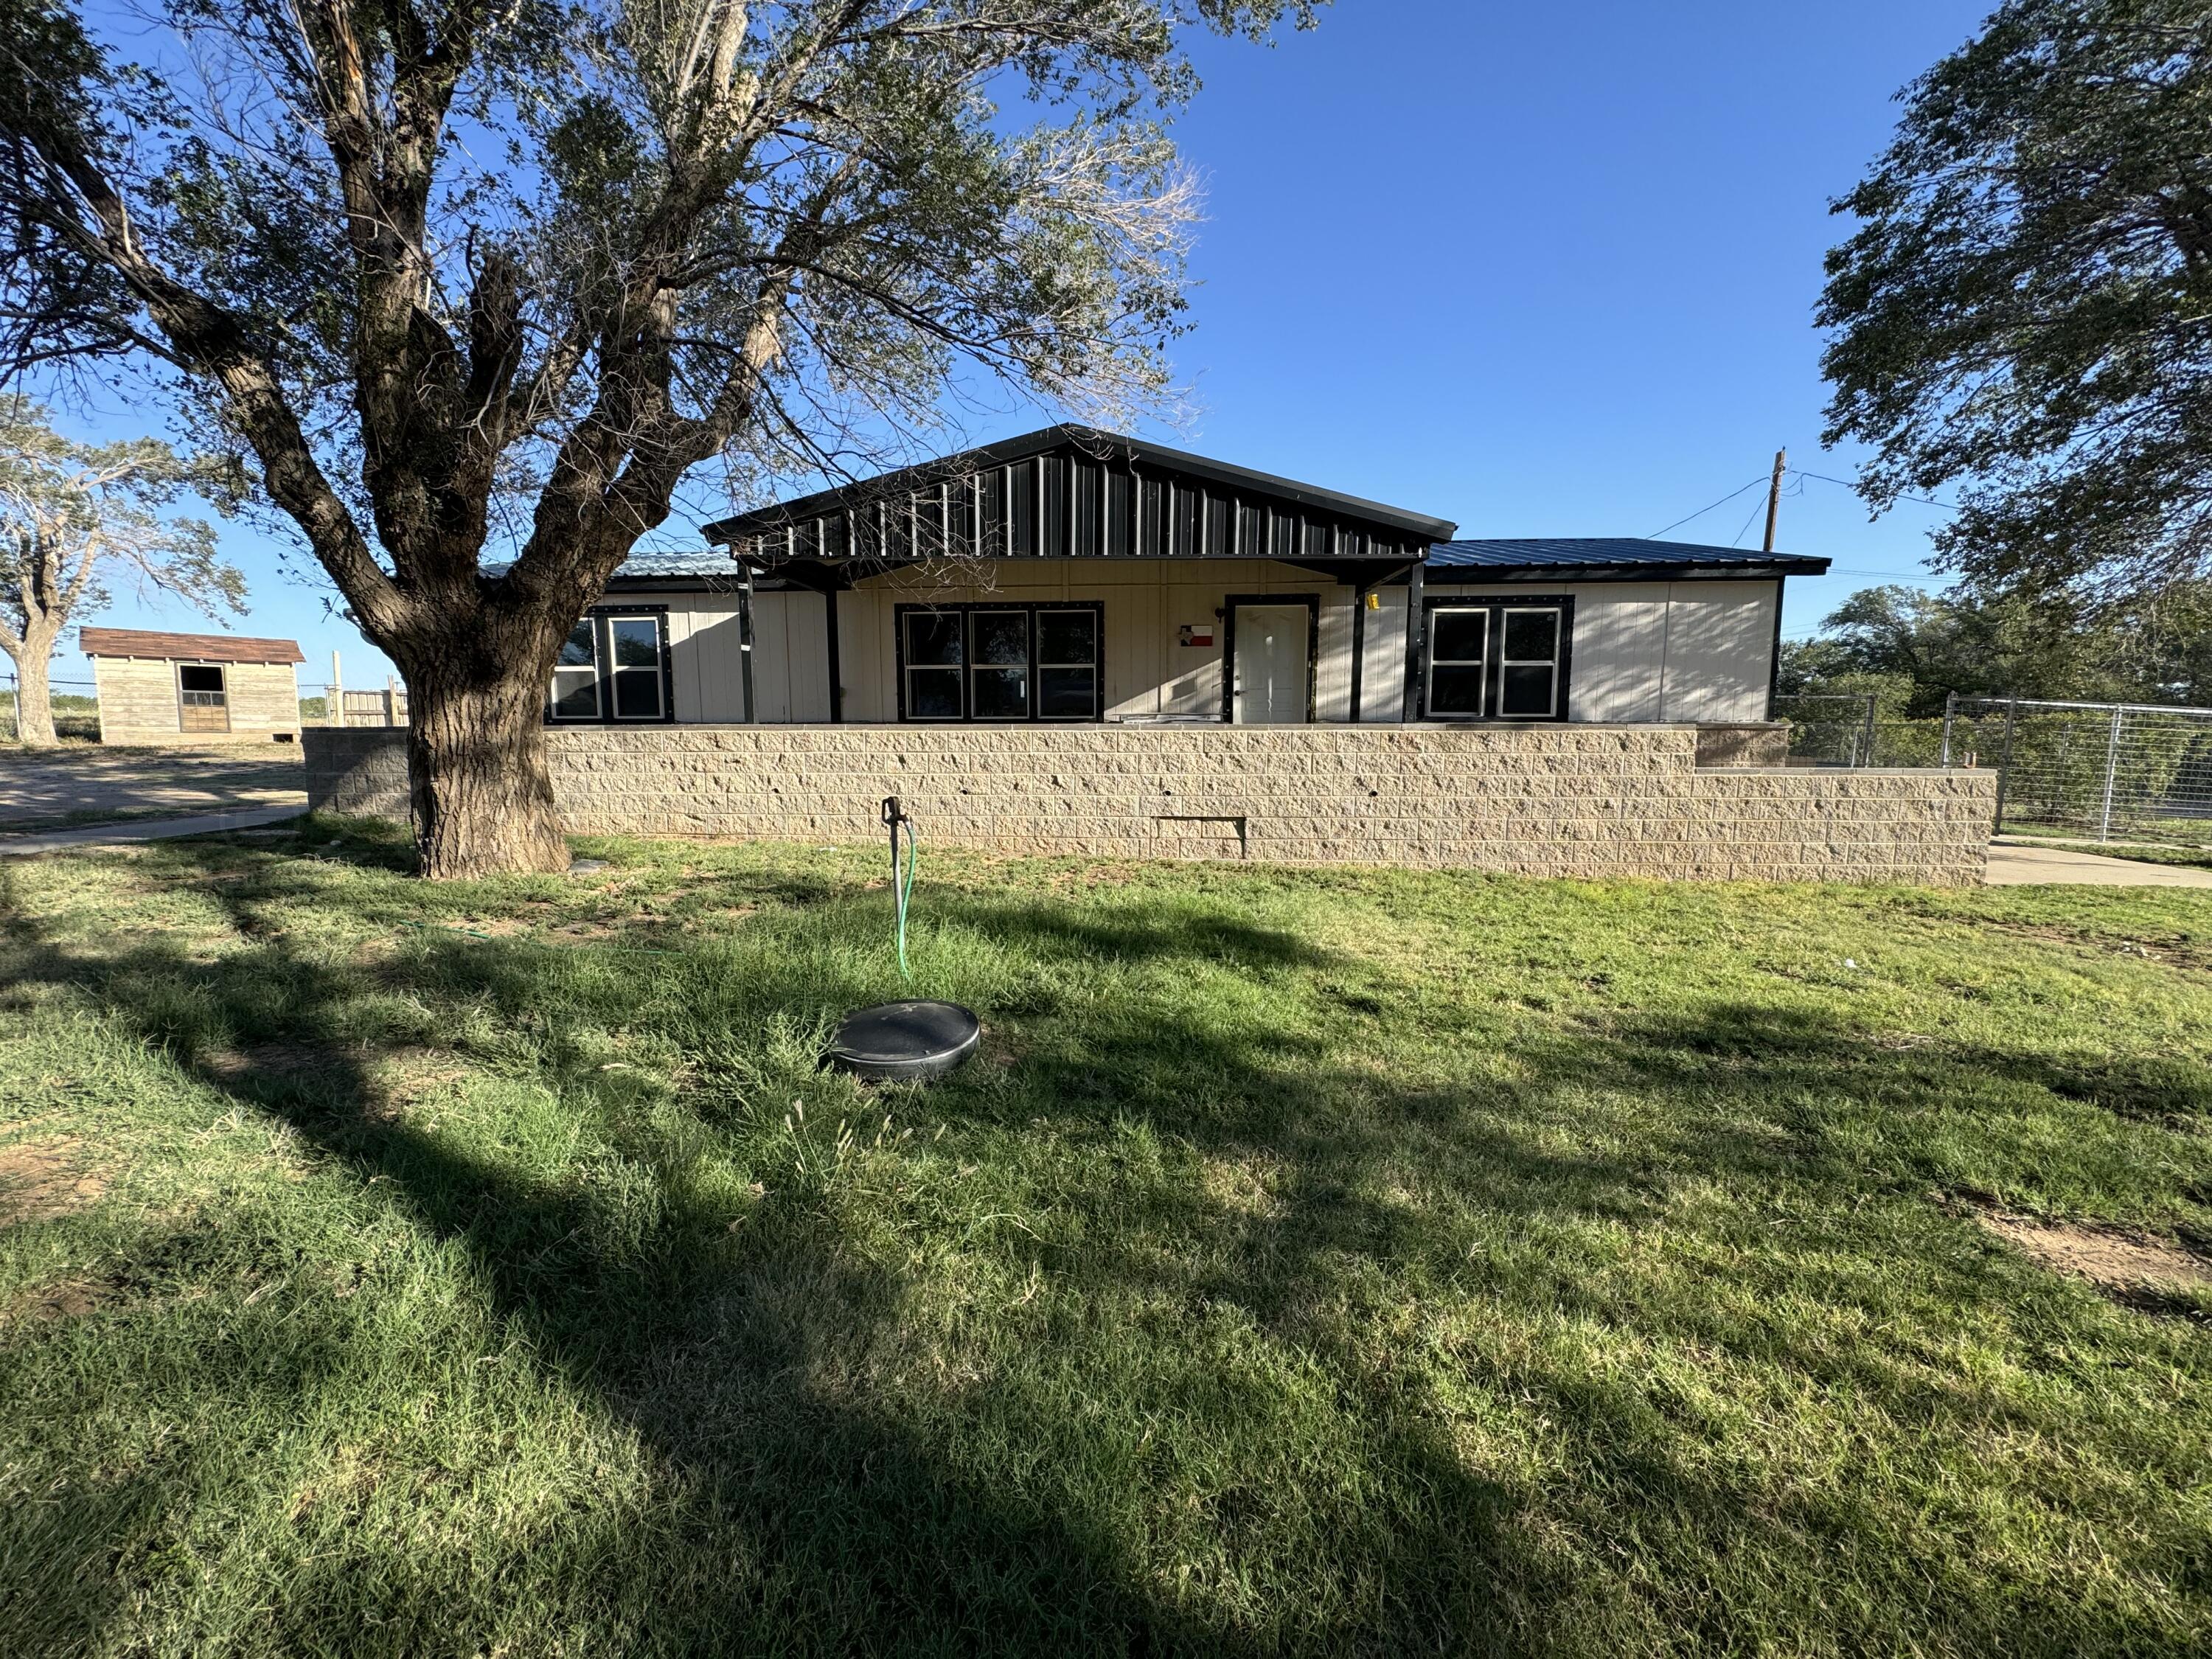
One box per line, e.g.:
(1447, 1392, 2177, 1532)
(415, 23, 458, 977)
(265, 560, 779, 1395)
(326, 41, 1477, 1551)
(543, 426, 1824, 738)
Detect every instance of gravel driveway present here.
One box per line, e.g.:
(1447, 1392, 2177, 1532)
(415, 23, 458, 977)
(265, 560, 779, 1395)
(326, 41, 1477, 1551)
(0, 745, 307, 832)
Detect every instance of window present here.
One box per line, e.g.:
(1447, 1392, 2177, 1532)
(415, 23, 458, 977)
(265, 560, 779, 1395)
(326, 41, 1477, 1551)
(969, 609, 1031, 717)
(1498, 608, 1561, 717)
(548, 611, 670, 723)
(551, 619, 601, 720)
(1037, 608, 1099, 718)
(607, 616, 666, 718)
(1425, 608, 1487, 717)
(902, 611, 964, 718)
(1419, 597, 1571, 721)
(896, 602, 1103, 722)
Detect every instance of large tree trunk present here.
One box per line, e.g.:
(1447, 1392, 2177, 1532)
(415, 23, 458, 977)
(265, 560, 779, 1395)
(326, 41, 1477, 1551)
(10, 643, 58, 747)
(403, 647, 571, 879)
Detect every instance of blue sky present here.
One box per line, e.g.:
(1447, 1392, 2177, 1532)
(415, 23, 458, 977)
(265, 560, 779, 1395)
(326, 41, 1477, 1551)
(38, 0, 1990, 696)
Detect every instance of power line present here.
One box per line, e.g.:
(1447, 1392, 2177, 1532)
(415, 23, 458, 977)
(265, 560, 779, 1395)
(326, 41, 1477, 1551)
(1646, 475, 1770, 540)
(1792, 468, 1958, 512)
(1728, 492, 1769, 548)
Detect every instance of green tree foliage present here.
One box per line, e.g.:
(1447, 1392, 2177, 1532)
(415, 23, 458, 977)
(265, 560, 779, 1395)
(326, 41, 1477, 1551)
(1781, 582, 2212, 714)
(0, 0, 1317, 872)
(0, 398, 242, 745)
(1820, 0, 2212, 603)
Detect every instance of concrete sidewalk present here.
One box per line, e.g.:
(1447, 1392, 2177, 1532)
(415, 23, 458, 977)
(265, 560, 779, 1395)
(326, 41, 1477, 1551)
(1984, 841, 2212, 887)
(0, 807, 305, 856)
(0, 745, 305, 827)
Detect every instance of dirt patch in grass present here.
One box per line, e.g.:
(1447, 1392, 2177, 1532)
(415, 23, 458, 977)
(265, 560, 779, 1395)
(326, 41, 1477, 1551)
(201, 1042, 338, 1091)
(1979, 917, 2212, 973)
(1978, 1209, 2212, 1298)
(202, 1040, 470, 1123)
(369, 1046, 473, 1112)
(1, 1276, 107, 1323)
(0, 1137, 106, 1226)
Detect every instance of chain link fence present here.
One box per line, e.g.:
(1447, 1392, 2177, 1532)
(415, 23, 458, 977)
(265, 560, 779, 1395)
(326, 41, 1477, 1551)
(1941, 695, 2212, 844)
(1772, 694, 1947, 769)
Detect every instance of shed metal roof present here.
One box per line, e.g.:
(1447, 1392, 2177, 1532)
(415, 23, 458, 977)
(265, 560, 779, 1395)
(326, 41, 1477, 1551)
(1427, 538, 1829, 581)
(78, 627, 305, 665)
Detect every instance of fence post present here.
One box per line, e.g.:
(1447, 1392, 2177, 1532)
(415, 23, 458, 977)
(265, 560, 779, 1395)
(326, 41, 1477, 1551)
(1992, 697, 2019, 832)
(1860, 695, 1877, 768)
(384, 675, 400, 728)
(330, 650, 344, 728)
(1940, 692, 1955, 768)
(2098, 706, 2124, 842)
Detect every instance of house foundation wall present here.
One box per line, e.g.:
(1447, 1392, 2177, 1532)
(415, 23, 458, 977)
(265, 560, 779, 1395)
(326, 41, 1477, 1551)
(306, 724, 1993, 884)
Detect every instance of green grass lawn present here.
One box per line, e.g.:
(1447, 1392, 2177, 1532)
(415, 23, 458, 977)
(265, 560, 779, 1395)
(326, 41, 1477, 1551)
(4, 824, 2211, 1656)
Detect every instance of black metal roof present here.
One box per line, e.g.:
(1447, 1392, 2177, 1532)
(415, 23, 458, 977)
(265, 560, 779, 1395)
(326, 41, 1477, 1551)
(600, 549, 744, 585)
(1427, 538, 1829, 582)
(699, 425, 1457, 573)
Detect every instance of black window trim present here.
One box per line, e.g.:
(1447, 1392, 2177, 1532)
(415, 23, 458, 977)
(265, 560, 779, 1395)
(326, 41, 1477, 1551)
(546, 605, 677, 725)
(1418, 593, 1574, 723)
(893, 600, 1105, 723)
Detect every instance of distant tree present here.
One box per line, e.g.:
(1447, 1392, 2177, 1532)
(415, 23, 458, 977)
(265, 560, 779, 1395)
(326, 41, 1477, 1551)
(1779, 580, 2212, 714)
(0, 0, 1315, 875)
(1819, 0, 2212, 605)
(0, 399, 242, 745)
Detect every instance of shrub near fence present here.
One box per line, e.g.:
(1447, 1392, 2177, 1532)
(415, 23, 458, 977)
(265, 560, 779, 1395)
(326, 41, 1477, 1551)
(1773, 695, 1948, 770)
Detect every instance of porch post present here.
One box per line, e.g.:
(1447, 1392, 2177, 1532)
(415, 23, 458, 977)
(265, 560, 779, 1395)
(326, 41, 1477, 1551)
(1349, 582, 1366, 723)
(823, 585, 844, 723)
(1400, 559, 1425, 723)
(737, 563, 757, 723)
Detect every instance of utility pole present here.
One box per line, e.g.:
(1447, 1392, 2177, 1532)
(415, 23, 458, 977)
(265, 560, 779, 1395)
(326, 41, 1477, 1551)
(1762, 448, 1787, 553)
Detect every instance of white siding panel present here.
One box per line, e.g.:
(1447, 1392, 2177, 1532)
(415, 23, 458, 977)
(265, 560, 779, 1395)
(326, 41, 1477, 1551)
(1312, 588, 1354, 721)
(752, 591, 832, 723)
(682, 608, 748, 721)
(1360, 586, 1410, 722)
(1658, 582, 1775, 721)
(1563, 585, 1667, 723)
(849, 589, 900, 723)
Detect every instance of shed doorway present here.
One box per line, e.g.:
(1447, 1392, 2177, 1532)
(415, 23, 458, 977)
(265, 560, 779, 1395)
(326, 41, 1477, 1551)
(177, 664, 231, 734)
(1227, 598, 1316, 726)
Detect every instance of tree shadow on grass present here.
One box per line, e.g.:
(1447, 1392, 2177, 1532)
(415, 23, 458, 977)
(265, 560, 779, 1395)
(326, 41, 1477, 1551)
(1, 845, 2205, 1655)
(2, 857, 1543, 1655)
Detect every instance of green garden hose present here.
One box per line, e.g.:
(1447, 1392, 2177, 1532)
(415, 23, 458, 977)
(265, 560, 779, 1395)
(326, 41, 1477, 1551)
(884, 796, 919, 978)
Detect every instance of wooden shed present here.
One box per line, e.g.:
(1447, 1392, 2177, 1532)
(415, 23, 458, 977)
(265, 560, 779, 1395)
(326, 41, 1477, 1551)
(79, 627, 305, 745)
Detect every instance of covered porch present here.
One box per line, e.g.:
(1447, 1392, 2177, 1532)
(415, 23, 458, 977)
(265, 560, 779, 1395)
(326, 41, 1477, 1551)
(705, 425, 1453, 728)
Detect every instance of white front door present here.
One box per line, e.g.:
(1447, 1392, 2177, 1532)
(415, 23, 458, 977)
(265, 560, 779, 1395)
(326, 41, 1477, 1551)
(1232, 605, 1310, 725)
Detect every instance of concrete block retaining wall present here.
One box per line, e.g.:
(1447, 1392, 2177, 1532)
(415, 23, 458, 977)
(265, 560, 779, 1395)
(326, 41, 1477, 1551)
(305, 724, 1994, 883)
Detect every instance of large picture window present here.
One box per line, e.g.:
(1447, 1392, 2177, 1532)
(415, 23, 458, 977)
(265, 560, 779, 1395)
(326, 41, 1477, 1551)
(548, 610, 673, 723)
(1419, 596, 1571, 721)
(896, 602, 1102, 722)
